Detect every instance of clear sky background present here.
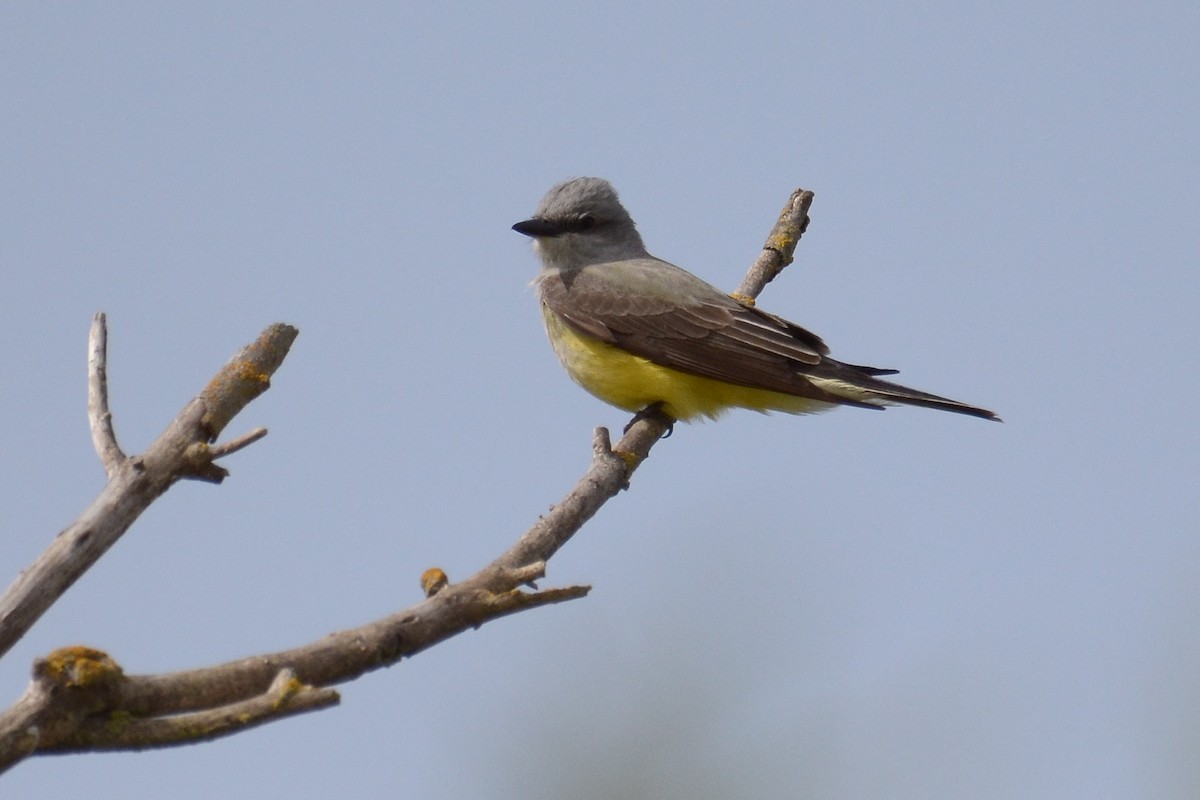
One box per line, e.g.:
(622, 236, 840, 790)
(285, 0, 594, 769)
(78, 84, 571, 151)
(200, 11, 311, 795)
(1, 3, 1196, 798)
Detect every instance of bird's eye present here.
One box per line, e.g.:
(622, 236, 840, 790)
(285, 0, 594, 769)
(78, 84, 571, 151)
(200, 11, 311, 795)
(576, 214, 597, 231)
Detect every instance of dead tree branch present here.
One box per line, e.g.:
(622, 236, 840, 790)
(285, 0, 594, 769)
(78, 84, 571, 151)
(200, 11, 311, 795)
(0, 318, 297, 664)
(0, 188, 814, 772)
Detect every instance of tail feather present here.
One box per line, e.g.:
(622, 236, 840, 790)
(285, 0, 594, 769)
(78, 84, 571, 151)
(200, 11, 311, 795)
(812, 360, 1001, 421)
(840, 361, 900, 377)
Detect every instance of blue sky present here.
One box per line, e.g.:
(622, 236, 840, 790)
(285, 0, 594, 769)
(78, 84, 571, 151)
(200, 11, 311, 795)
(1, 3, 1196, 797)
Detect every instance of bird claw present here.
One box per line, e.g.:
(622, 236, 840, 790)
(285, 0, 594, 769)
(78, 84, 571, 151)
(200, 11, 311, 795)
(624, 403, 676, 438)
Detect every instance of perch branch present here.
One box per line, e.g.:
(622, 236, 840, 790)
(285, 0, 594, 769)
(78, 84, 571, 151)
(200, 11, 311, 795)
(487, 189, 815, 573)
(0, 187, 814, 769)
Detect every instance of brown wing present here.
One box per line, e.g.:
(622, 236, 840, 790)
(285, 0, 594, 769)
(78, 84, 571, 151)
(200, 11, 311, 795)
(535, 259, 845, 398)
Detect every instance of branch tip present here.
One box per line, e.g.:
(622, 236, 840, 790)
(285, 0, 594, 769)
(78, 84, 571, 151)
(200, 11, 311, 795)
(88, 312, 126, 475)
(209, 427, 268, 460)
(592, 427, 612, 455)
(522, 584, 590, 605)
(199, 323, 298, 440)
(735, 188, 814, 301)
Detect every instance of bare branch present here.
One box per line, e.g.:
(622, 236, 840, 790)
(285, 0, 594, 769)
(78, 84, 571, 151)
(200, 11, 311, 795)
(0, 315, 592, 768)
(0, 323, 298, 661)
(104, 573, 588, 723)
(0, 188, 814, 769)
(0, 569, 586, 768)
(483, 428, 632, 579)
(87, 313, 125, 475)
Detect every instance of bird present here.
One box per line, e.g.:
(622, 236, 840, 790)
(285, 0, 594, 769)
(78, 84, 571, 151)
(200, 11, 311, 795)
(513, 177, 998, 424)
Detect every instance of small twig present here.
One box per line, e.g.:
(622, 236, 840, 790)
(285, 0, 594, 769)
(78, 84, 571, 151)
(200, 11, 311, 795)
(209, 427, 268, 460)
(87, 313, 126, 476)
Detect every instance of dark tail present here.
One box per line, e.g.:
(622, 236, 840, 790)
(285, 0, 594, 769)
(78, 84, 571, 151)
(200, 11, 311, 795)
(818, 360, 1001, 422)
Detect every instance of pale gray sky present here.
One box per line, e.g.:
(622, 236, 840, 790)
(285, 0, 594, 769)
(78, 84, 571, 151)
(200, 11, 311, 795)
(2, 3, 1197, 797)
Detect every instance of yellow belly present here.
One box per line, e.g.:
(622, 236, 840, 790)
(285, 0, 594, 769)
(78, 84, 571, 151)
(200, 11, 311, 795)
(542, 305, 834, 421)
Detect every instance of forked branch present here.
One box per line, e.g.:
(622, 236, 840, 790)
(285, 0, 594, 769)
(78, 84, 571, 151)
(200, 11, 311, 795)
(0, 318, 298, 661)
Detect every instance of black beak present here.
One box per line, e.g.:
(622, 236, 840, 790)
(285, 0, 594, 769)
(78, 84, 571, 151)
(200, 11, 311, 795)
(512, 218, 563, 238)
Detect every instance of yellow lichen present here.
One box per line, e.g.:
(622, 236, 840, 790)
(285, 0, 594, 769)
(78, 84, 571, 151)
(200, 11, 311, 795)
(273, 675, 304, 707)
(37, 646, 124, 689)
(421, 567, 449, 597)
(613, 449, 641, 472)
(728, 292, 756, 307)
(235, 361, 271, 385)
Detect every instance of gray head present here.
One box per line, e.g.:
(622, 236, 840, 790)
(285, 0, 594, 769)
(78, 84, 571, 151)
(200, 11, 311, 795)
(513, 177, 648, 270)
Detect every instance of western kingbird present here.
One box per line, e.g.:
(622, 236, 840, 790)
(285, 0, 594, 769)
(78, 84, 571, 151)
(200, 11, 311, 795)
(513, 177, 998, 423)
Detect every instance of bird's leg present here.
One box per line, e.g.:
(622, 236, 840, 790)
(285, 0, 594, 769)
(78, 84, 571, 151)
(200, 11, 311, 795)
(624, 402, 676, 438)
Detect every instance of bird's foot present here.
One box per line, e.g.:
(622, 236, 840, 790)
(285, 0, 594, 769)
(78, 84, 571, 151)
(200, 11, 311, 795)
(624, 402, 676, 438)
